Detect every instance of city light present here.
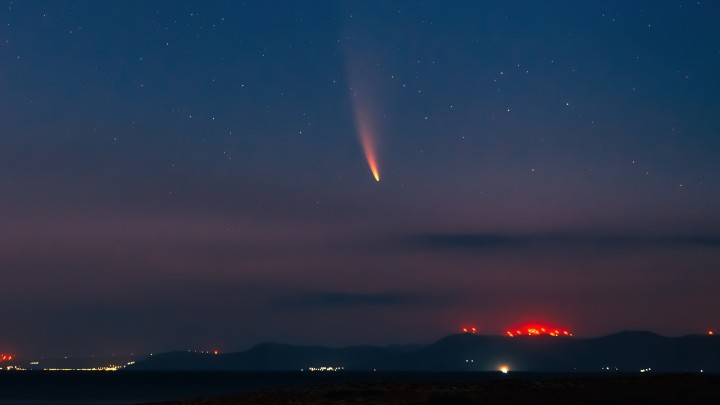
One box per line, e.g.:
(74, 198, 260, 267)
(499, 365, 509, 374)
(42, 360, 136, 372)
(305, 366, 344, 372)
(44, 365, 123, 371)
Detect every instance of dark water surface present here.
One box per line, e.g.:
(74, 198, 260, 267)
(0, 371, 585, 404)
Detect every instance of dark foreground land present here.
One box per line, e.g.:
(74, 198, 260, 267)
(148, 374, 720, 404)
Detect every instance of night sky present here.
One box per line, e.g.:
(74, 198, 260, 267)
(2, 1, 719, 358)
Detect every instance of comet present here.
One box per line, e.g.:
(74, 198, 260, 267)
(364, 138, 380, 182)
(344, 44, 381, 181)
(353, 106, 380, 182)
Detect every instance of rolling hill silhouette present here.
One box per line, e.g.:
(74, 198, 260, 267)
(130, 331, 720, 372)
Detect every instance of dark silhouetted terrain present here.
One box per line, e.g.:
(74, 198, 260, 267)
(131, 331, 720, 372)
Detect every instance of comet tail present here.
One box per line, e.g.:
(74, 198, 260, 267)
(354, 108, 380, 182)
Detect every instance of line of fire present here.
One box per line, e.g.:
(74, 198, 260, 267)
(458, 326, 716, 338)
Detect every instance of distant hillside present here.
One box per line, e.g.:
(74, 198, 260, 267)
(129, 332, 720, 372)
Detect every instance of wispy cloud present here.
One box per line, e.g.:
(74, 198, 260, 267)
(278, 292, 454, 309)
(404, 232, 720, 251)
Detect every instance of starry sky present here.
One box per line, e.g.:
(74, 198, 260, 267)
(2, 1, 719, 357)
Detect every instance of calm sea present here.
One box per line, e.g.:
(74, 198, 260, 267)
(0, 370, 585, 405)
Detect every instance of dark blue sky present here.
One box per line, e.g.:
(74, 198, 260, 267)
(1, 1, 719, 357)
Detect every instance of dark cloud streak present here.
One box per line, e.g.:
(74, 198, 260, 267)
(406, 232, 720, 252)
(278, 292, 455, 310)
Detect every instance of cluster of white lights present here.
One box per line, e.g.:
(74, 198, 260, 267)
(304, 366, 344, 372)
(43, 365, 123, 371)
(42, 360, 136, 372)
(640, 368, 652, 373)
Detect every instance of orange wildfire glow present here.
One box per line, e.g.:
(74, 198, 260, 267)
(505, 324, 573, 337)
(0, 354, 13, 361)
(461, 326, 477, 334)
(709, 330, 715, 336)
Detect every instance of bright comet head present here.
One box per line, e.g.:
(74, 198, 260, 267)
(355, 110, 381, 182)
(361, 136, 380, 181)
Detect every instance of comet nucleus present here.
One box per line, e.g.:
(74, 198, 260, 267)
(354, 109, 380, 182)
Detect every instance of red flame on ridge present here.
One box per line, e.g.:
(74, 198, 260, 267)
(505, 323, 573, 337)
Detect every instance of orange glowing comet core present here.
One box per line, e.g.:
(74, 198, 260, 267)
(362, 135, 380, 182)
(355, 110, 380, 182)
